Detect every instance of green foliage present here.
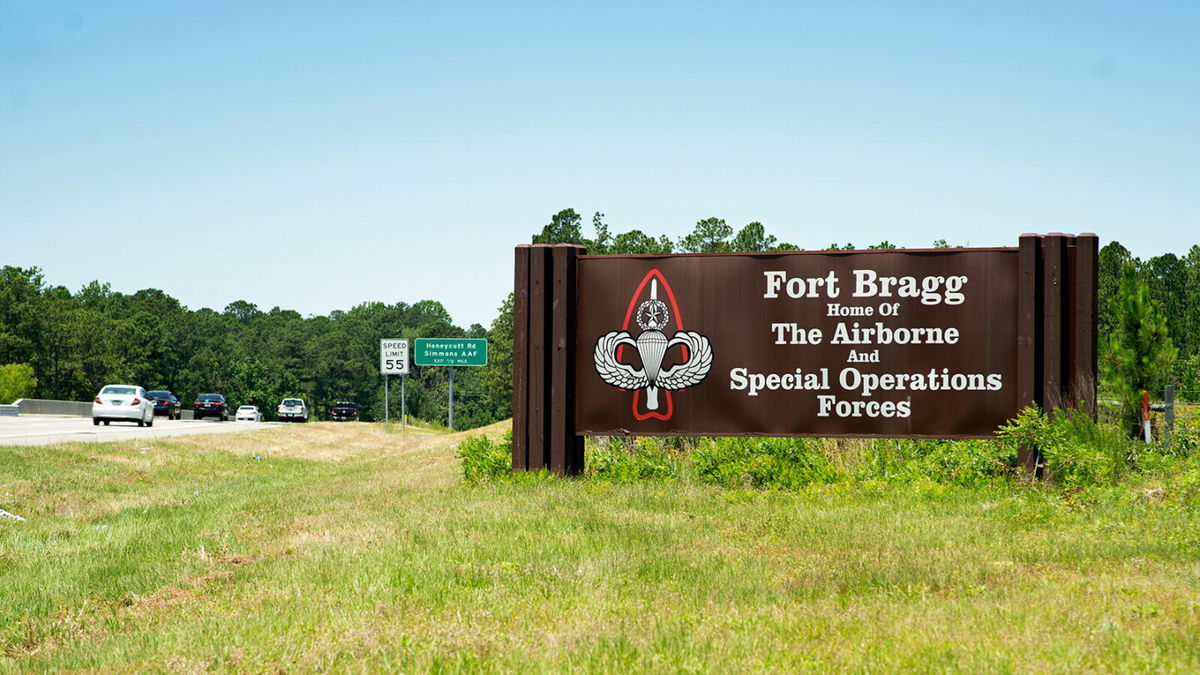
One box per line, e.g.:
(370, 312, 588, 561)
(531, 208, 588, 246)
(610, 230, 674, 255)
(729, 222, 777, 252)
(846, 438, 1015, 486)
(0, 362, 37, 403)
(5, 429, 1200, 670)
(1103, 262, 1177, 436)
(692, 437, 835, 489)
(677, 217, 734, 253)
(586, 437, 683, 482)
(482, 294, 514, 418)
(997, 405, 1131, 487)
(456, 431, 513, 484)
(0, 265, 506, 427)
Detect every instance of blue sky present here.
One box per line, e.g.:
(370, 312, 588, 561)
(2, 1, 1197, 327)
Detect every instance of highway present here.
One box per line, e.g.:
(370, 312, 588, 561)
(0, 415, 283, 446)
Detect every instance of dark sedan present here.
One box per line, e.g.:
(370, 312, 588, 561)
(146, 390, 182, 419)
(193, 393, 228, 421)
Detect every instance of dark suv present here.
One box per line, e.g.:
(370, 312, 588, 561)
(193, 393, 228, 421)
(147, 390, 181, 419)
(331, 401, 359, 421)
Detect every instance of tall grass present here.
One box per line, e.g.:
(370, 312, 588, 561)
(1, 420, 1197, 670)
(458, 405, 1198, 499)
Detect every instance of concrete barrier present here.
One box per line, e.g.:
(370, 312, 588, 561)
(11, 398, 198, 419)
(16, 399, 92, 416)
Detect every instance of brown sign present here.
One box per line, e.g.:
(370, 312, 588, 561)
(575, 250, 1019, 438)
(511, 235, 1097, 474)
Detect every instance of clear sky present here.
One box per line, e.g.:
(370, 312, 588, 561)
(2, 1, 1197, 328)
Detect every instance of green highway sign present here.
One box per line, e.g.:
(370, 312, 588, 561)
(414, 338, 488, 367)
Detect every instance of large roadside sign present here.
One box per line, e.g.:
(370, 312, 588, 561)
(414, 338, 488, 367)
(511, 236, 1099, 475)
(380, 339, 409, 375)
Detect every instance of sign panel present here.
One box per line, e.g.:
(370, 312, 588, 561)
(414, 338, 488, 367)
(380, 338, 409, 375)
(575, 250, 1019, 438)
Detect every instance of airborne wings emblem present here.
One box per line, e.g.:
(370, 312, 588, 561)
(593, 278, 713, 411)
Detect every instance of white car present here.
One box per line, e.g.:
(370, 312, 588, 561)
(235, 405, 261, 422)
(277, 398, 309, 423)
(92, 384, 155, 427)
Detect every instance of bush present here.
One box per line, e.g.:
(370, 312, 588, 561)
(847, 438, 1015, 486)
(692, 437, 834, 490)
(997, 405, 1131, 487)
(456, 431, 512, 484)
(587, 437, 682, 482)
(0, 362, 36, 404)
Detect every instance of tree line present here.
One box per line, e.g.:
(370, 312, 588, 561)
(2, 208, 1196, 432)
(0, 270, 508, 426)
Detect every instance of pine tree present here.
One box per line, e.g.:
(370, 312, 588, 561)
(1102, 262, 1177, 437)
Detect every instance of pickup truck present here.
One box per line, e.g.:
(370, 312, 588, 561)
(331, 401, 359, 421)
(276, 398, 309, 423)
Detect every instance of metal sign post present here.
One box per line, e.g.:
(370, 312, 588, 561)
(448, 366, 454, 431)
(380, 339, 410, 433)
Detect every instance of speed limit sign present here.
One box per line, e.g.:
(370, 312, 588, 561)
(380, 339, 409, 375)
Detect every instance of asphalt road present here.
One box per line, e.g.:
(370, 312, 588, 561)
(0, 415, 284, 446)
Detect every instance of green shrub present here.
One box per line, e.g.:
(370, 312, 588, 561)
(692, 437, 834, 489)
(587, 437, 682, 482)
(0, 362, 36, 403)
(997, 405, 1132, 487)
(456, 431, 513, 484)
(850, 438, 1015, 486)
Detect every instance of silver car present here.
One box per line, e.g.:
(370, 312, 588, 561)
(92, 384, 155, 427)
(235, 405, 261, 422)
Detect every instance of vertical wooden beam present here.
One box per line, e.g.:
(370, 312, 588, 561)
(550, 246, 569, 476)
(1041, 234, 1067, 415)
(511, 246, 531, 471)
(1017, 234, 1042, 474)
(527, 245, 552, 471)
(550, 245, 585, 476)
(566, 246, 585, 475)
(1068, 233, 1098, 418)
(1017, 234, 1040, 410)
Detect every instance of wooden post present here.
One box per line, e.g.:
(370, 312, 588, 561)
(513, 244, 584, 475)
(1017, 234, 1042, 474)
(512, 246, 531, 470)
(527, 245, 552, 471)
(550, 245, 586, 475)
(1041, 234, 1068, 415)
(1067, 233, 1098, 417)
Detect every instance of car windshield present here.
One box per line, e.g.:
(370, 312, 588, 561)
(238, 406, 256, 411)
(283, 399, 302, 406)
(198, 394, 222, 401)
(147, 391, 170, 398)
(101, 386, 136, 395)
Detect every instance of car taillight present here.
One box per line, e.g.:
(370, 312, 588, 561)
(131, 398, 140, 405)
(194, 401, 202, 406)
(94, 397, 102, 404)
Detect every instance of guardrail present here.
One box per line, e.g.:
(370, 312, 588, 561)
(15, 399, 92, 416)
(6, 399, 196, 420)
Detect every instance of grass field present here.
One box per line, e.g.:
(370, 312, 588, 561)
(2, 422, 1199, 672)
